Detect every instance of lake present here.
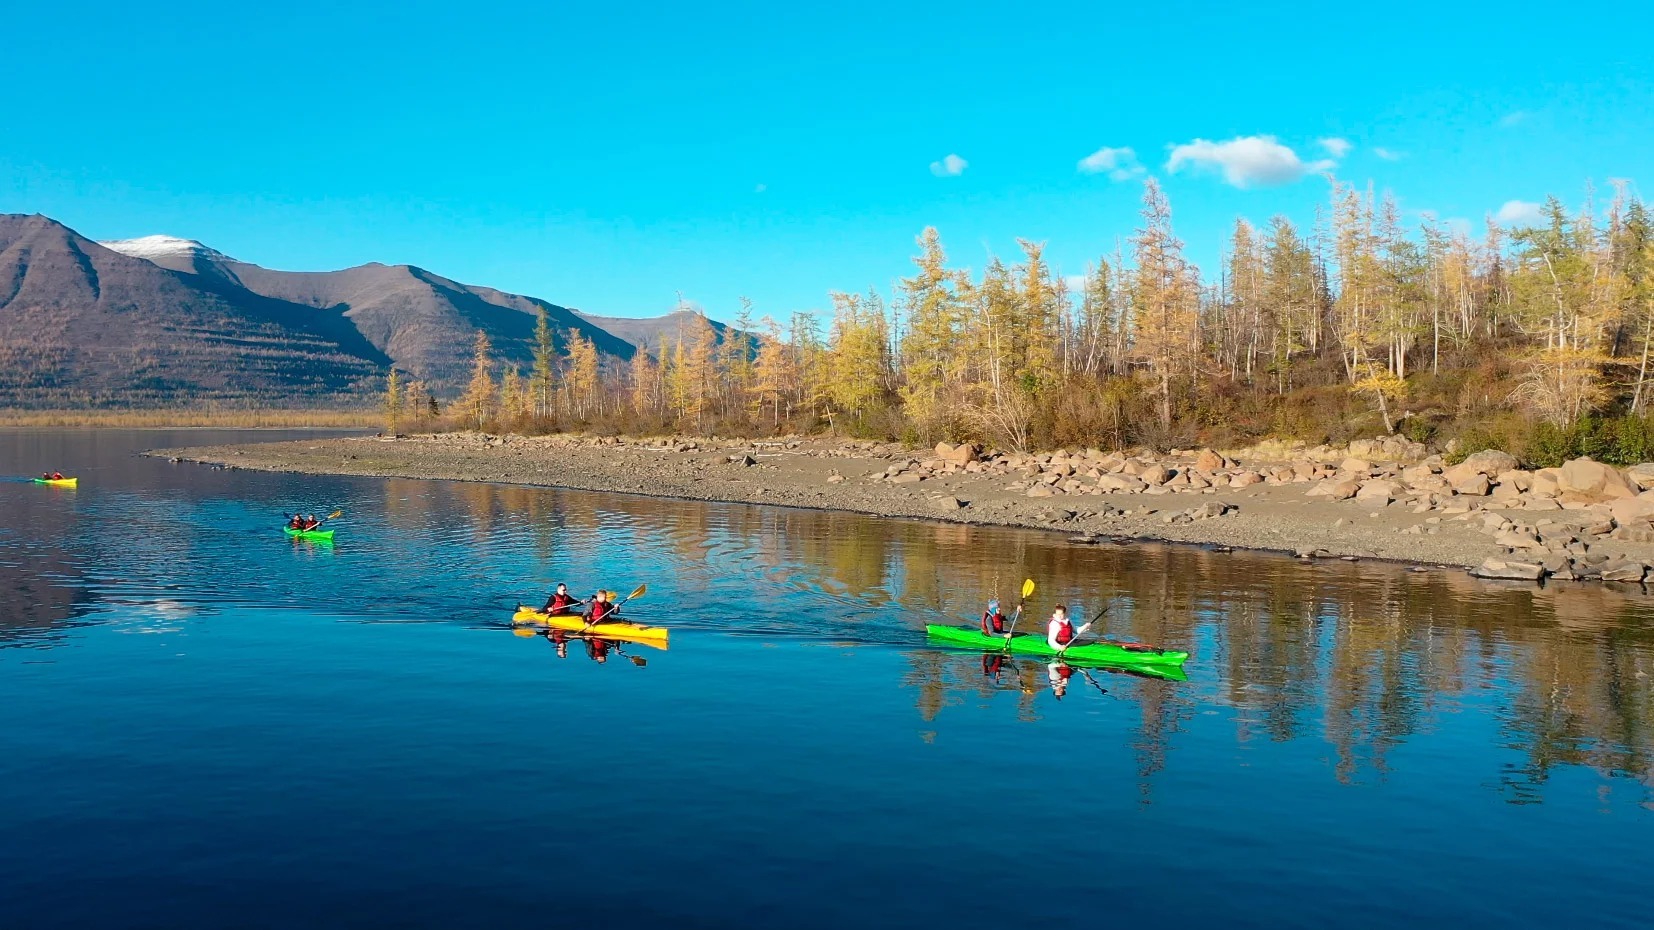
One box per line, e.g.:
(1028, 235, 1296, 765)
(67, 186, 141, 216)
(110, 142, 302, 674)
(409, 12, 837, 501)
(2, 429, 1650, 929)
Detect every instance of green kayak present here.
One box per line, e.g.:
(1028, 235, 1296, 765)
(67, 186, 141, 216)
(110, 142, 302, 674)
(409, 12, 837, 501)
(925, 624, 1189, 667)
(283, 527, 335, 541)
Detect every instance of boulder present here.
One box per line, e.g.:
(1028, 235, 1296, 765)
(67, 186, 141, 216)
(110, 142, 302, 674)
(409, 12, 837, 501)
(932, 496, 967, 511)
(1445, 450, 1520, 483)
(1599, 559, 1648, 583)
(1627, 462, 1654, 491)
(1558, 457, 1637, 500)
(1140, 465, 1170, 486)
(943, 443, 980, 465)
(1026, 486, 1056, 498)
(1355, 479, 1402, 504)
(1311, 477, 1360, 501)
(1229, 471, 1264, 488)
(1097, 474, 1147, 493)
(888, 473, 924, 484)
(1194, 449, 1226, 472)
(1496, 470, 1533, 492)
(729, 453, 757, 466)
(1469, 558, 1545, 581)
(1339, 457, 1373, 474)
(1530, 469, 1561, 498)
(1607, 497, 1654, 525)
(933, 442, 956, 459)
(1452, 473, 1491, 496)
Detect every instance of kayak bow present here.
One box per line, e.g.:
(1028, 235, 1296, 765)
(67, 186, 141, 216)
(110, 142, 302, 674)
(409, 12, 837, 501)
(283, 527, 335, 541)
(925, 624, 1188, 667)
(512, 605, 670, 648)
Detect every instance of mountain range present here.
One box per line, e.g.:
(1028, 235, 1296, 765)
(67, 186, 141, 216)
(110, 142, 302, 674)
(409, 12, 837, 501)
(0, 213, 732, 408)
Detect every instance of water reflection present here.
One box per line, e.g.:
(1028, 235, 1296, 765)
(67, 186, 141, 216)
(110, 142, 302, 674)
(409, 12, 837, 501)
(3, 428, 1653, 809)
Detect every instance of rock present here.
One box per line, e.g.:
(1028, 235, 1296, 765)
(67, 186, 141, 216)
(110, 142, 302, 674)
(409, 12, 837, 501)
(1496, 470, 1533, 492)
(1140, 465, 1170, 486)
(1493, 529, 1543, 550)
(729, 453, 757, 466)
(1340, 457, 1373, 474)
(1097, 474, 1147, 493)
(1026, 486, 1055, 497)
(1612, 526, 1654, 544)
(1469, 558, 1544, 581)
(1599, 559, 1648, 583)
(889, 474, 924, 484)
(1194, 449, 1225, 472)
(826, 474, 845, 484)
(1530, 470, 1561, 498)
(1452, 473, 1491, 496)
(932, 496, 967, 511)
(1558, 457, 1637, 500)
(1229, 471, 1263, 488)
(1355, 479, 1402, 504)
(933, 442, 955, 459)
(1627, 463, 1654, 491)
(1445, 450, 1520, 483)
(1401, 464, 1439, 485)
(1607, 497, 1654, 524)
(1309, 477, 1360, 501)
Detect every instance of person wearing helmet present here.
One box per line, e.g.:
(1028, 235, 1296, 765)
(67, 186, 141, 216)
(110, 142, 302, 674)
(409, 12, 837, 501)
(542, 583, 581, 615)
(980, 598, 1009, 635)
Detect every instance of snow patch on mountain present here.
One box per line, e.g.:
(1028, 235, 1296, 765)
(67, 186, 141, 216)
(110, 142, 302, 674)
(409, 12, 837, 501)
(100, 234, 235, 263)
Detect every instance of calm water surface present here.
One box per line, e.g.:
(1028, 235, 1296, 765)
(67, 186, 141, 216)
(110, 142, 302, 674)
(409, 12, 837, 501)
(2, 429, 1651, 929)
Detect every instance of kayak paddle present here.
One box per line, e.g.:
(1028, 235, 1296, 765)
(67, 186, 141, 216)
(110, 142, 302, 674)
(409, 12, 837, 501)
(1001, 578, 1036, 642)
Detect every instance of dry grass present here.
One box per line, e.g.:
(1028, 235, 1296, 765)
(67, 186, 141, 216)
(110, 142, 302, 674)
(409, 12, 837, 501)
(0, 408, 379, 428)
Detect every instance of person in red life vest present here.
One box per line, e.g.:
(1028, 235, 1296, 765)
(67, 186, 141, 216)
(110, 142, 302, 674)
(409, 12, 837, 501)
(43, 471, 65, 480)
(287, 514, 304, 530)
(980, 599, 1009, 635)
(302, 514, 321, 531)
(542, 583, 582, 615)
(1047, 661, 1074, 699)
(1046, 604, 1093, 653)
(584, 590, 616, 625)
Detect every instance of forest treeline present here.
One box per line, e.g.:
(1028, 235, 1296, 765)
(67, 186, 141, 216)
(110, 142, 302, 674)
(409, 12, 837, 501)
(390, 177, 1654, 465)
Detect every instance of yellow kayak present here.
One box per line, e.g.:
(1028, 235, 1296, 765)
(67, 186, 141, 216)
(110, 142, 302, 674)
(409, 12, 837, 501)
(512, 606, 670, 647)
(32, 477, 78, 487)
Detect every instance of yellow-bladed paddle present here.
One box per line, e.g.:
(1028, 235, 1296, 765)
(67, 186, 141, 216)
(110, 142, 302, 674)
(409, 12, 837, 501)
(584, 583, 647, 631)
(1002, 578, 1035, 640)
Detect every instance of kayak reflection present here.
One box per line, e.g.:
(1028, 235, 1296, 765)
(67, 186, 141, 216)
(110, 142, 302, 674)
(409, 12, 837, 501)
(539, 628, 648, 667)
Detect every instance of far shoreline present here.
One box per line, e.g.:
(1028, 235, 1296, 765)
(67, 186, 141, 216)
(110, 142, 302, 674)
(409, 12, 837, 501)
(141, 431, 1632, 583)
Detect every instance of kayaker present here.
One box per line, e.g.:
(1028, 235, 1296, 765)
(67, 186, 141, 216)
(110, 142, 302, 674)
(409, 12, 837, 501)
(1047, 661, 1074, 699)
(542, 583, 582, 615)
(980, 598, 1009, 635)
(584, 590, 615, 625)
(1047, 605, 1080, 652)
(287, 514, 304, 530)
(982, 652, 1006, 678)
(302, 514, 321, 531)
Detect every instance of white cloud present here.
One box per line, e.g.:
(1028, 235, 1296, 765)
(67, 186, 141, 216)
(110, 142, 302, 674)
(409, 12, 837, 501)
(929, 153, 968, 177)
(1165, 135, 1334, 188)
(1496, 200, 1545, 226)
(1499, 111, 1529, 128)
(1373, 147, 1403, 161)
(1444, 217, 1474, 237)
(1319, 137, 1352, 158)
(1077, 146, 1145, 181)
(1063, 273, 1089, 293)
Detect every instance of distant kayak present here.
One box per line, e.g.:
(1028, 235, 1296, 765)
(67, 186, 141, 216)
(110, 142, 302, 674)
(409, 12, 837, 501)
(512, 605, 669, 648)
(925, 624, 1189, 666)
(283, 527, 334, 541)
(31, 477, 78, 487)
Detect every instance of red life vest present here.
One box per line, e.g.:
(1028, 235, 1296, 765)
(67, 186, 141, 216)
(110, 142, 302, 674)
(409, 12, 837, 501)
(590, 600, 613, 622)
(1052, 663, 1074, 680)
(1053, 619, 1074, 645)
(982, 610, 1007, 634)
(547, 593, 576, 613)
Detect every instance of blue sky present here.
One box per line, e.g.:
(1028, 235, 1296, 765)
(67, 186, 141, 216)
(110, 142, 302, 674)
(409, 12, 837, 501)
(2, 1, 1649, 324)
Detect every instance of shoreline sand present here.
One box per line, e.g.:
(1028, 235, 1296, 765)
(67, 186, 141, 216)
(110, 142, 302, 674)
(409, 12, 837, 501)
(143, 432, 1654, 587)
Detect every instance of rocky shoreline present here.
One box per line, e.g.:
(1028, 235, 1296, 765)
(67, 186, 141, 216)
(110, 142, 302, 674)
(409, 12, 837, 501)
(149, 432, 1654, 587)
